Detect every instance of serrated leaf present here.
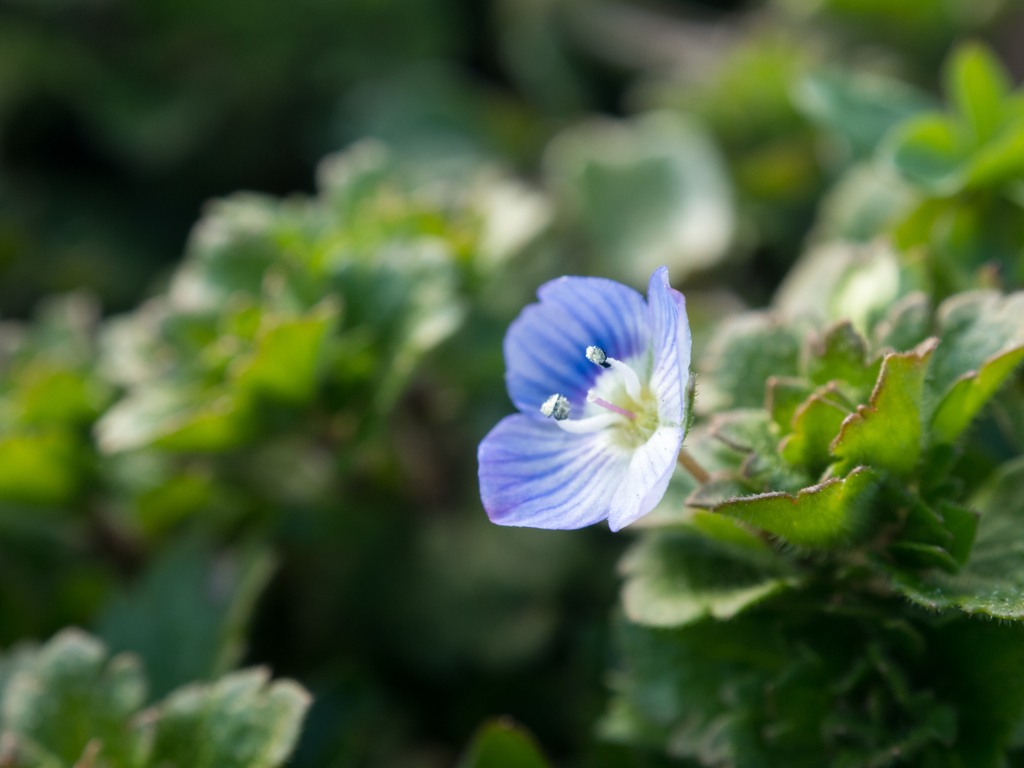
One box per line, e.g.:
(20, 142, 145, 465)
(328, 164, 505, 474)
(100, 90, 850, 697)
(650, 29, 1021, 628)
(932, 345, 1024, 443)
(1, 629, 149, 768)
(778, 394, 849, 471)
(831, 339, 938, 476)
(707, 410, 809, 492)
(885, 457, 1024, 618)
(765, 377, 812, 432)
(930, 291, 1024, 394)
(151, 667, 311, 768)
(457, 719, 550, 768)
(620, 530, 798, 628)
(700, 313, 802, 411)
(691, 466, 880, 548)
(873, 292, 932, 354)
(803, 320, 873, 391)
(95, 540, 276, 700)
(929, 291, 1024, 442)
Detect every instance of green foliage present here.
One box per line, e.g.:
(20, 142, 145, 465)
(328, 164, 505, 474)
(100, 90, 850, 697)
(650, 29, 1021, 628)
(545, 111, 734, 285)
(616, 270, 1024, 763)
(620, 529, 797, 627)
(458, 719, 551, 768)
(6, 2, 1024, 764)
(0, 629, 309, 768)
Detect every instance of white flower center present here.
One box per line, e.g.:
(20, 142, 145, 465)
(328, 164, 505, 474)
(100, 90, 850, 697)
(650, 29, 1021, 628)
(538, 346, 659, 446)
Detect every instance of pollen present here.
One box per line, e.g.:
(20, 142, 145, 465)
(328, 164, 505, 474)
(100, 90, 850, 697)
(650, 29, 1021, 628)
(540, 394, 570, 420)
(586, 346, 611, 368)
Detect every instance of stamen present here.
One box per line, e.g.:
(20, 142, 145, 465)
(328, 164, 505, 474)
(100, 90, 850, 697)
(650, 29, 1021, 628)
(587, 391, 636, 420)
(586, 346, 611, 368)
(585, 346, 642, 400)
(607, 358, 642, 400)
(540, 394, 570, 421)
(556, 412, 623, 434)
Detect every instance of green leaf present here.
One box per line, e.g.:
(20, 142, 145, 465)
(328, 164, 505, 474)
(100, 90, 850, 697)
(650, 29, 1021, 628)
(95, 540, 276, 700)
(778, 394, 849, 470)
(932, 345, 1024, 443)
(930, 291, 1024, 390)
(1, 629, 149, 768)
(700, 313, 802, 410)
(793, 69, 935, 160)
(230, 299, 339, 404)
(96, 388, 250, 454)
(887, 542, 960, 574)
(706, 409, 808, 492)
(0, 432, 85, 506)
(872, 292, 932, 354)
(885, 457, 1024, 619)
(620, 530, 798, 628)
(884, 113, 968, 195)
(929, 291, 1024, 442)
(946, 42, 1012, 146)
(964, 120, 1024, 190)
(691, 466, 880, 548)
(151, 667, 311, 768)
(940, 501, 979, 566)
(802, 320, 874, 391)
(765, 376, 813, 431)
(458, 719, 550, 768)
(545, 111, 735, 285)
(831, 339, 938, 476)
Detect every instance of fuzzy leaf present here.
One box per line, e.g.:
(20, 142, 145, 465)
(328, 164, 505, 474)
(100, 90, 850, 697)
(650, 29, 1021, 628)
(620, 530, 797, 628)
(886, 457, 1024, 619)
(831, 339, 938, 476)
(0, 629, 149, 768)
(929, 291, 1024, 441)
(940, 501, 979, 566)
(765, 376, 812, 432)
(932, 346, 1024, 443)
(458, 719, 550, 768)
(803, 320, 873, 391)
(873, 292, 932, 354)
(691, 466, 880, 547)
(778, 394, 849, 470)
(700, 313, 802, 410)
(151, 667, 311, 768)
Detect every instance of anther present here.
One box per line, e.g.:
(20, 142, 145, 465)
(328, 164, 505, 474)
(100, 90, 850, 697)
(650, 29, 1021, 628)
(586, 346, 611, 368)
(540, 394, 570, 421)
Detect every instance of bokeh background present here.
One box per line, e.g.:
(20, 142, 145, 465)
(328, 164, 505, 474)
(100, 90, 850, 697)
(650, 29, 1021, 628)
(2, 0, 1024, 764)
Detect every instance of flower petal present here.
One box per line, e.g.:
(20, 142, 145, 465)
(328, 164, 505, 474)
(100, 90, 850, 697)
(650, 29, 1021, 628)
(478, 413, 631, 529)
(647, 266, 691, 426)
(607, 425, 684, 531)
(504, 276, 649, 416)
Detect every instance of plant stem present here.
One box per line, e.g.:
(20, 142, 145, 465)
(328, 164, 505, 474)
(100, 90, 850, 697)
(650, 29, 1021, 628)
(677, 448, 710, 484)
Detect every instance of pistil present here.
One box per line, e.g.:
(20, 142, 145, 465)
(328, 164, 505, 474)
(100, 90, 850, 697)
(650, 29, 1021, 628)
(587, 391, 636, 420)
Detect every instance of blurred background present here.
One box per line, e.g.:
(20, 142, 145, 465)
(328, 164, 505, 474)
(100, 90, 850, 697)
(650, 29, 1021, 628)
(2, 0, 1024, 764)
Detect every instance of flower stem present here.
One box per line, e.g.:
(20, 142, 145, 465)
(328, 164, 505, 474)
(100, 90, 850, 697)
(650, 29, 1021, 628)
(677, 449, 710, 484)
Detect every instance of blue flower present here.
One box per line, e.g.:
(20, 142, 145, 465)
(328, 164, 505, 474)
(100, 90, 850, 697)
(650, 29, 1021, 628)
(478, 266, 692, 531)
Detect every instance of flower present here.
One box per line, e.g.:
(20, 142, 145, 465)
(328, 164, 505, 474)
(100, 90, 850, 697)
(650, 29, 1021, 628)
(478, 266, 692, 531)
